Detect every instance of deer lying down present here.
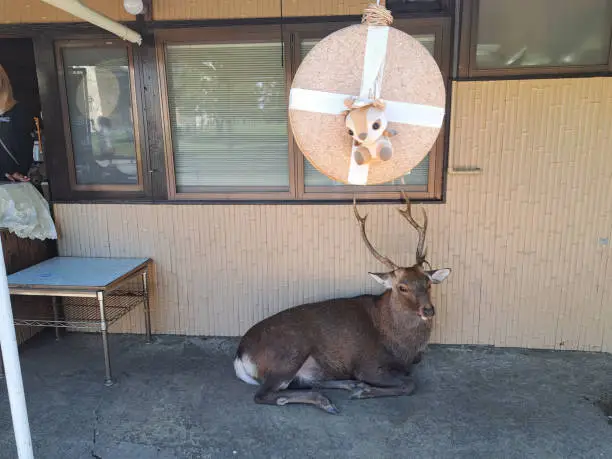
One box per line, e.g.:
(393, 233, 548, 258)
(234, 193, 451, 414)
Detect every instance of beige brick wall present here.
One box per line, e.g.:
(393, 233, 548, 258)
(54, 78, 612, 352)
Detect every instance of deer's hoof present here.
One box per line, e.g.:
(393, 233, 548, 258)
(322, 402, 340, 415)
(276, 397, 289, 406)
(317, 396, 340, 414)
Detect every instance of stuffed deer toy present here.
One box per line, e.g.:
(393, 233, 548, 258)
(344, 98, 398, 166)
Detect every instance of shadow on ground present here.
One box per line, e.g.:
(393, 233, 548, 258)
(1, 330, 611, 459)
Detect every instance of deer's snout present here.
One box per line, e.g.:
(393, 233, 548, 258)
(358, 133, 367, 141)
(422, 305, 435, 318)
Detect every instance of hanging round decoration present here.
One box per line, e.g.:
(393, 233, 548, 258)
(288, 3, 446, 185)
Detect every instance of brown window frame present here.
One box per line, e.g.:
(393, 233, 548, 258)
(458, 0, 612, 78)
(156, 25, 297, 202)
(156, 17, 452, 202)
(55, 39, 146, 193)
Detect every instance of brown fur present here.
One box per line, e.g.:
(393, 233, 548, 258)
(237, 270, 433, 383)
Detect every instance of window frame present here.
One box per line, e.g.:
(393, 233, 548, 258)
(156, 17, 452, 202)
(458, 0, 612, 78)
(386, 0, 448, 14)
(155, 25, 298, 201)
(55, 39, 146, 193)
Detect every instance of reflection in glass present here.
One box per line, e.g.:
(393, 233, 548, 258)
(62, 46, 138, 185)
(165, 42, 289, 191)
(301, 35, 437, 188)
(476, 0, 612, 69)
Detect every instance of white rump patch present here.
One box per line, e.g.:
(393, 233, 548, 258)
(233, 354, 259, 385)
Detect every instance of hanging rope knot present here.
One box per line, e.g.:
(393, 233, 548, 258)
(361, 2, 394, 26)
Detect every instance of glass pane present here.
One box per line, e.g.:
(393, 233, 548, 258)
(300, 36, 436, 188)
(165, 42, 289, 192)
(304, 154, 429, 187)
(387, 0, 440, 6)
(62, 46, 138, 185)
(476, 0, 612, 69)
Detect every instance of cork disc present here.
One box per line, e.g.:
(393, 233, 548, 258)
(289, 24, 446, 185)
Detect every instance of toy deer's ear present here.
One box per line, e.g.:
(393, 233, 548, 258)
(384, 128, 398, 137)
(344, 98, 355, 109)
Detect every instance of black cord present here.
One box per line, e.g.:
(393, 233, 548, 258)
(280, 0, 285, 68)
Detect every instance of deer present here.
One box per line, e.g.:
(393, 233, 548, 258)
(233, 192, 451, 414)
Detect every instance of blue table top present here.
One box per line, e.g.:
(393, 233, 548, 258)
(8, 256, 150, 290)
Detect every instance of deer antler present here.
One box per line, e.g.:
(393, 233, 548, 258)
(353, 197, 398, 271)
(397, 190, 429, 267)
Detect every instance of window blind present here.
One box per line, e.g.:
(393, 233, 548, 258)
(300, 36, 436, 188)
(165, 42, 289, 192)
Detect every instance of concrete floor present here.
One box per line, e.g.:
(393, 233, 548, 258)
(1, 331, 611, 459)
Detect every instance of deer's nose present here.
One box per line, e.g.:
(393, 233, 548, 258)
(358, 133, 367, 141)
(423, 306, 435, 317)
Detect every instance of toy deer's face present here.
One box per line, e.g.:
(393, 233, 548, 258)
(345, 105, 389, 145)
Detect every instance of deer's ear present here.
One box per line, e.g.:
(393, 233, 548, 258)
(426, 268, 451, 284)
(369, 272, 394, 288)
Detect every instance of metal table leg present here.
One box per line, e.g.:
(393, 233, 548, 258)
(142, 270, 152, 344)
(52, 297, 61, 341)
(97, 291, 113, 387)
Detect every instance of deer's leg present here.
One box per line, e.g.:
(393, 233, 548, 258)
(288, 379, 369, 392)
(254, 375, 339, 415)
(349, 380, 416, 399)
(376, 137, 393, 161)
(312, 380, 370, 391)
(353, 145, 372, 165)
(350, 366, 416, 400)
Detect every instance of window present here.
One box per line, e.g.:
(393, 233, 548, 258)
(386, 0, 446, 13)
(157, 18, 451, 201)
(164, 41, 289, 193)
(459, 0, 612, 77)
(56, 41, 143, 191)
(158, 26, 294, 200)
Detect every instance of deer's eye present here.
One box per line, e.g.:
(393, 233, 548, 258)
(348, 129, 354, 136)
(372, 121, 381, 130)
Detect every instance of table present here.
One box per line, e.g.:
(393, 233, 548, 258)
(5, 256, 153, 386)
